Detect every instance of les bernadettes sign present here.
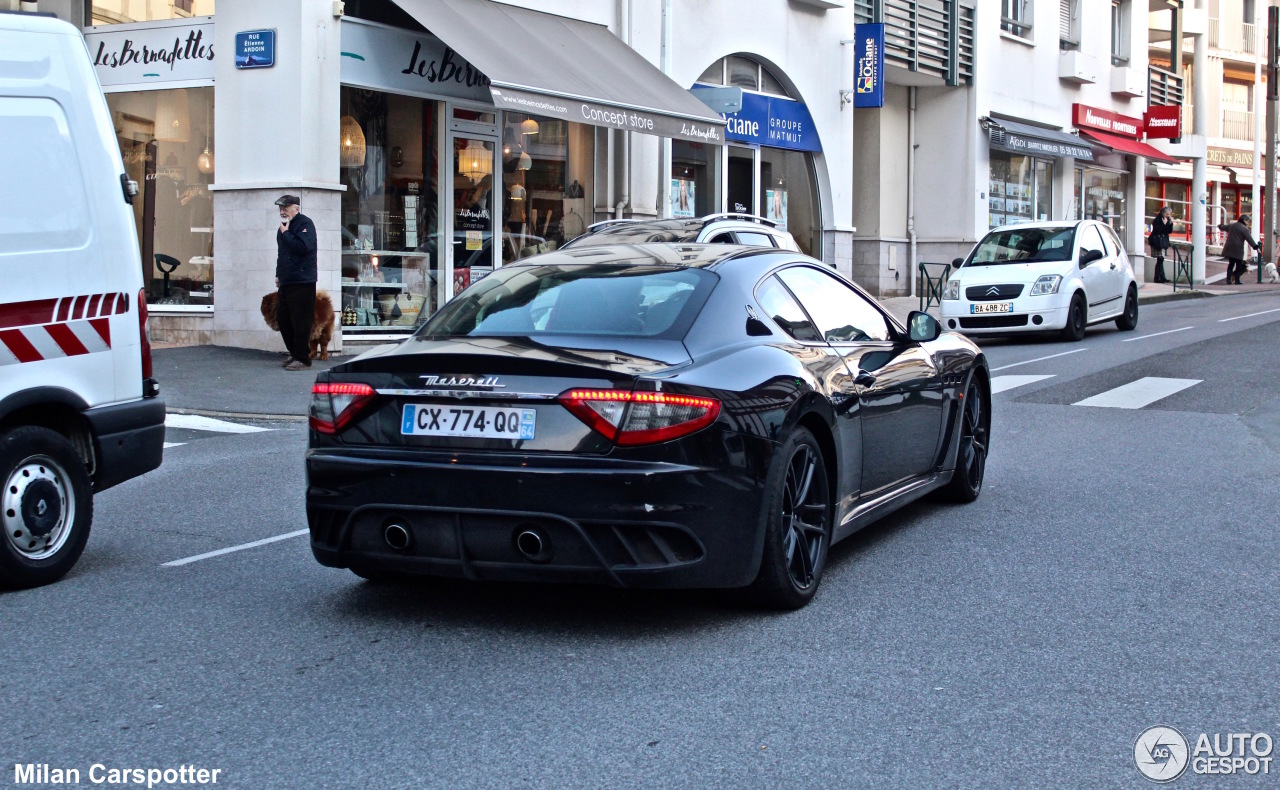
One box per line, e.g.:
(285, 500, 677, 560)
(86, 20, 215, 87)
(339, 18, 492, 103)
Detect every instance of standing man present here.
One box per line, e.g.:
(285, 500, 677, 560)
(1220, 214, 1260, 285)
(274, 195, 318, 371)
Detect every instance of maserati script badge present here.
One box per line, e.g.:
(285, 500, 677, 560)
(419, 375, 505, 388)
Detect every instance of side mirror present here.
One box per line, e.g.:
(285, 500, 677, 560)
(1079, 249, 1104, 267)
(951, 257, 964, 268)
(907, 310, 942, 343)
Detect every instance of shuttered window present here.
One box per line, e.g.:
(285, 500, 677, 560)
(1060, 0, 1079, 48)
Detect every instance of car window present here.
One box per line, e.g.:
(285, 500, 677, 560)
(1079, 225, 1106, 263)
(419, 264, 716, 339)
(967, 226, 1077, 265)
(776, 266, 891, 343)
(1101, 224, 1123, 256)
(735, 231, 776, 247)
(755, 275, 820, 342)
(707, 233, 735, 244)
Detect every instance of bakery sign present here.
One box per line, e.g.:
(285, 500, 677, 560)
(85, 18, 215, 88)
(1072, 103, 1143, 139)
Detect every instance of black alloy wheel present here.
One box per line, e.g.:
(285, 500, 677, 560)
(938, 375, 989, 503)
(1060, 293, 1087, 342)
(1115, 286, 1139, 331)
(749, 427, 831, 609)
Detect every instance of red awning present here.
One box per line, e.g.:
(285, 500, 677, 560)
(1078, 129, 1181, 164)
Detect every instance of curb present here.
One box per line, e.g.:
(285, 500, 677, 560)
(167, 406, 308, 423)
(1137, 290, 1216, 306)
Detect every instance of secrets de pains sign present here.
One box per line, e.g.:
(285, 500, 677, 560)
(853, 24, 884, 109)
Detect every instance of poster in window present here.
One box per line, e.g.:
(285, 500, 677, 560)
(766, 189, 788, 230)
(453, 266, 471, 294)
(989, 213, 1005, 229)
(989, 196, 1005, 213)
(671, 178, 696, 218)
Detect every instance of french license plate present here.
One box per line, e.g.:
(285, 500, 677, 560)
(971, 302, 1013, 314)
(401, 404, 535, 440)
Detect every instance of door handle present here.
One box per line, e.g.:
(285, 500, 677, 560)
(854, 370, 877, 388)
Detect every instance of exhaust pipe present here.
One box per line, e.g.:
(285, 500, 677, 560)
(383, 523, 411, 551)
(515, 529, 549, 562)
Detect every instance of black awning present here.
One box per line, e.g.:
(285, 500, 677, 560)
(988, 119, 1093, 162)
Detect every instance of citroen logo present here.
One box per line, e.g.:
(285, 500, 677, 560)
(986, 286, 1002, 296)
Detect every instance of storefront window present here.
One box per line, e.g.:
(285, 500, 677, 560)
(453, 135, 496, 293)
(759, 147, 821, 258)
(1077, 168, 1128, 239)
(106, 87, 214, 307)
(500, 113, 595, 255)
(989, 152, 1048, 228)
(671, 140, 720, 218)
(338, 88, 439, 334)
(727, 146, 754, 215)
(88, 0, 213, 25)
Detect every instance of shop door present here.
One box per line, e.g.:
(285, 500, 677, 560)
(450, 134, 499, 298)
(727, 146, 755, 215)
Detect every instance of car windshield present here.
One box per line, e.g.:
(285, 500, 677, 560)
(417, 264, 717, 339)
(966, 226, 1077, 266)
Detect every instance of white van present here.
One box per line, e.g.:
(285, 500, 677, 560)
(0, 11, 164, 588)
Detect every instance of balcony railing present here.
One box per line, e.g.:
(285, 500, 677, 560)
(853, 0, 976, 87)
(1222, 109, 1255, 141)
(1209, 17, 1259, 54)
(1148, 65, 1184, 107)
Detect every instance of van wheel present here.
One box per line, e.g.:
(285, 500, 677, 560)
(0, 427, 93, 590)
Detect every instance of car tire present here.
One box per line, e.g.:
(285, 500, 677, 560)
(746, 427, 832, 610)
(936, 374, 989, 504)
(1059, 293, 1087, 342)
(0, 426, 93, 590)
(1115, 286, 1138, 331)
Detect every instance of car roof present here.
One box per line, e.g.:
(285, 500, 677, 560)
(989, 219, 1094, 232)
(502, 243, 790, 270)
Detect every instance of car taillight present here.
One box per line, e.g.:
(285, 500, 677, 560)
(558, 388, 721, 446)
(137, 288, 153, 380)
(310, 382, 377, 434)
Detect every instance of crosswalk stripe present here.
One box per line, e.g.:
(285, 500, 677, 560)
(1073, 377, 1201, 409)
(990, 374, 1055, 394)
(165, 414, 271, 434)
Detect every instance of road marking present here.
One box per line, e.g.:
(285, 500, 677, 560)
(989, 348, 1085, 372)
(990, 374, 1055, 394)
(165, 414, 271, 433)
(162, 529, 309, 567)
(1218, 308, 1280, 323)
(162, 442, 185, 449)
(1073, 377, 1201, 409)
(1120, 326, 1194, 342)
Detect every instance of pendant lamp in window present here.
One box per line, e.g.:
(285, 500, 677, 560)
(155, 88, 190, 142)
(520, 117, 539, 136)
(509, 183, 526, 201)
(517, 151, 532, 171)
(460, 139, 492, 183)
(340, 115, 366, 168)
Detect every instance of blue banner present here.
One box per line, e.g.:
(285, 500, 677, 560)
(854, 24, 884, 109)
(690, 86, 821, 152)
(235, 29, 275, 70)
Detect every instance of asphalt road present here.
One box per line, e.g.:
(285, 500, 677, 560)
(3, 293, 1278, 788)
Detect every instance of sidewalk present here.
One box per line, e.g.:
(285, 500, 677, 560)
(158, 265, 1275, 418)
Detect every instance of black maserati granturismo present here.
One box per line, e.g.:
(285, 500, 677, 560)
(306, 244, 990, 608)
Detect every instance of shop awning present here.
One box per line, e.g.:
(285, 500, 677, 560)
(988, 119, 1094, 161)
(1078, 129, 1180, 164)
(1149, 163, 1234, 182)
(392, 0, 725, 144)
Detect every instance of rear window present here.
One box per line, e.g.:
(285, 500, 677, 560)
(0, 97, 91, 255)
(418, 264, 717, 339)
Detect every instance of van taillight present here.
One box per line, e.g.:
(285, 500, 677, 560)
(138, 288, 153, 380)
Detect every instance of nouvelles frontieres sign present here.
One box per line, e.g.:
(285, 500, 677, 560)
(1072, 103, 1143, 139)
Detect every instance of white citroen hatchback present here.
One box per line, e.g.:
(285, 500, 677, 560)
(939, 220, 1138, 342)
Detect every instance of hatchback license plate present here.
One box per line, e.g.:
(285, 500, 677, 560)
(401, 405, 535, 440)
(971, 302, 1013, 314)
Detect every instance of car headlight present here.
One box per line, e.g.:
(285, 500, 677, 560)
(1029, 275, 1062, 296)
(942, 279, 960, 300)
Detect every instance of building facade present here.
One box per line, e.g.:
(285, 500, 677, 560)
(62, 0, 855, 351)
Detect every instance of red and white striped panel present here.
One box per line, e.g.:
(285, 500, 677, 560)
(0, 293, 125, 367)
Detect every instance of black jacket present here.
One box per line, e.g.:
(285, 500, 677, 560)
(1221, 221, 1259, 260)
(276, 213, 318, 285)
(1149, 216, 1173, 250)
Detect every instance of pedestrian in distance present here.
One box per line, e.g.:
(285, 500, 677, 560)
(1148, 206, 1173, 284)
(1220, 214, 1260, 286)
(274, 194, 319, 371)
